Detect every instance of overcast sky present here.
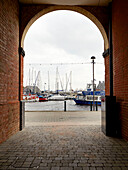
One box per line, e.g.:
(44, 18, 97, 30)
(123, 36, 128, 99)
(24, 10, 105, 91)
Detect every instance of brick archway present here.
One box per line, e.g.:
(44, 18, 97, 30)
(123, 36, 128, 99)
(19, 5, 109, 135)
(21, 5, 109, 50)
(1, 0, 128, 145)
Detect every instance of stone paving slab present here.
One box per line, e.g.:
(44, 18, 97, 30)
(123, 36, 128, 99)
(0, 111, 128, 169)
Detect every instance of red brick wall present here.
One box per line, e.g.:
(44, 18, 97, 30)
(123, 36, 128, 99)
(0, 0, 19, 144)
(112, 0, 128, 140)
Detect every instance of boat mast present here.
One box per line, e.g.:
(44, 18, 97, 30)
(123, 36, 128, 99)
(32, 67, 34, 86)
(65, 73, 70, 92)
(58, 72, 64, 91)
(48, 71, 50, 93)
(33, 71, 40, 94)
(65, 73, 67, 92)
(34, 70, 36, 84)
(70, 71, 72, 92)
(29, 68, 30, 86)
(56, 67, 59, 93)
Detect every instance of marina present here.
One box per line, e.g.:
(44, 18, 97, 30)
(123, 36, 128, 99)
(24, 62, 105, 112)
(24, 81, 104, 111)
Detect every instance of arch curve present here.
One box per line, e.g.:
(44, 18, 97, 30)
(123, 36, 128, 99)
(21, 5, 109, 50)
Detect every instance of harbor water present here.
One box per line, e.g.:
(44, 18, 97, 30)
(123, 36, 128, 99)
(25, 100, 101, 111)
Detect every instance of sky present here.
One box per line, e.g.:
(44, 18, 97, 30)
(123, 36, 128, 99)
(24, 10, 105, 91)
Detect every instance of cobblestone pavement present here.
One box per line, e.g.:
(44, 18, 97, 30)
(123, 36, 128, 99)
(0, 111, 128, 170)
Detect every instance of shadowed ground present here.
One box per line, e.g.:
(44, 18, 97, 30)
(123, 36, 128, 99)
(0, 111, 128, 169)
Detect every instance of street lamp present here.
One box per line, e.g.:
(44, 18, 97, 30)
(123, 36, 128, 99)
(91, 56, 96, 111)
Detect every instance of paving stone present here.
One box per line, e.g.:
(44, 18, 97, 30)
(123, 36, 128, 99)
(82, 168, 90, 170)
(78, 163, 90, 166)
(96, 168, 103, 170)
(103, 168, 113, 170)
(69, 163, 77, 167)
(38, 168, 50, 170)
(89, 167, 97, 170)
(90, 164, 103, 167)
(60, 167, 73, 170)
(51, 167, 60, 170)
(21, 164, 31, 168)
(62, 163, 69, 166)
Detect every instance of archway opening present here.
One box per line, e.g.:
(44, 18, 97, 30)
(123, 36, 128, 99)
(22, 9, 106, 126)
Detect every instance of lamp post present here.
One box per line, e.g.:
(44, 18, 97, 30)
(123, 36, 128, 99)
(91, 56, 96, 111)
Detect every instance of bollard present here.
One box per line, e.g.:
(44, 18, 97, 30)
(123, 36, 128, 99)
(20, 100, 25, 130)
(96, 101, 98, 111)
(64, 100, 66, 112)
(90, 101, 92, 111)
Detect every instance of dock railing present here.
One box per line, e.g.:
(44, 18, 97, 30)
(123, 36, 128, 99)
(90, 101, 98, 111)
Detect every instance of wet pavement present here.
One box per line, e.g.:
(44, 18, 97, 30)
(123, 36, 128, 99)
(0, 111, 128, 170)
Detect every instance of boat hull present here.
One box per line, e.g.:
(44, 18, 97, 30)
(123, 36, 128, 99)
(39, 97, 48, 102)
(74, 99, 101, 106)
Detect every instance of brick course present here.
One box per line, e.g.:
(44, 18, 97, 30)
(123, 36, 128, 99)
(0, 0, 19, 144)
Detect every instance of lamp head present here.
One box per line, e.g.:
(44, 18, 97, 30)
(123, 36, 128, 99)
(91, 56, 96, 60)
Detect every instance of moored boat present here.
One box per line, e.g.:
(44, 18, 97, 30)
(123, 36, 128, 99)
(48, 94, 66, 101)
(74, 90, 105, 106)
(23, 94, 39, 102)
(74, 94, 101, 106)
(39, 95, 48, 102)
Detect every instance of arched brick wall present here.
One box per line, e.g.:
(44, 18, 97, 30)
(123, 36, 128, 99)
(19, 4, 110, 107)
(20, 5, 109, 50)
(19, 5, 110, 99)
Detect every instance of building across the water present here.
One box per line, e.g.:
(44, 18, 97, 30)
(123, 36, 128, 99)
(96, 81, 105, 91)
(23, 86, 41, 95)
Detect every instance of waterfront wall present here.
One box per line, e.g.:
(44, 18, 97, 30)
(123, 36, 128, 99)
(0, 0, 20, 144)
(113, 0, 128, 140)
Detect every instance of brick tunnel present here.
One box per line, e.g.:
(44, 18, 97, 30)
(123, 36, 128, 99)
(0, 0, 128, 144)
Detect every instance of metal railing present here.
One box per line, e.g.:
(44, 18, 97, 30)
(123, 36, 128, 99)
(90, 101, 98, 111)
